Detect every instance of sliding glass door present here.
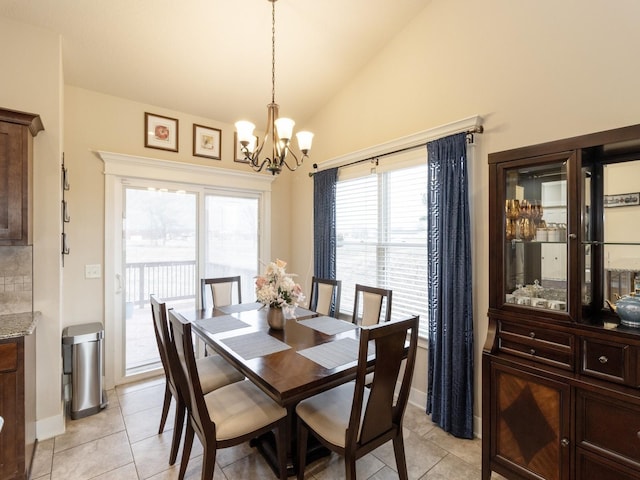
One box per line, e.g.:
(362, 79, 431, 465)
(123, 187, 197, 375)
(203, 193, 260, 303)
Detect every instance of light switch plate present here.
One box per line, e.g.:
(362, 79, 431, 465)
(85, 264, 102, 279)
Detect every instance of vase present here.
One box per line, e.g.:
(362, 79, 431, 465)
(267, 307, 285, 330)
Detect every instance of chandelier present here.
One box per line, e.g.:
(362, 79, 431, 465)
(235, 0, 313, 175)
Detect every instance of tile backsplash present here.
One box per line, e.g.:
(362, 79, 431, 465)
(0, 246, 33, 315)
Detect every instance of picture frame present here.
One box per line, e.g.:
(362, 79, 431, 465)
(234, 131, 258, 164)
(604, 192, 640, 208)
(145, 113, 178, 152)
(193, 124, 222, 160)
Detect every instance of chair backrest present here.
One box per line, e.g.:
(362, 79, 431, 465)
(347, 316, 419, 450)
(167, 309, 214, 439)
(150, 295, 178, 394)
(308, 277, 342, 317)
(352, 284, 392, 326)
(200, 276, 242, 310)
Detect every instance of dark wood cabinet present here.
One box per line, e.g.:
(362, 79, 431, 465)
(483, 124, 640, 479)
(0, 333, 36, 480)
(0, 108, 44, 246)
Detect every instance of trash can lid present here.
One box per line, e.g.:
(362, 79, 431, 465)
(62, 322, 104, 344)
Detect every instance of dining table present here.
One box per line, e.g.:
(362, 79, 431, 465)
(178, 301, 374, 477)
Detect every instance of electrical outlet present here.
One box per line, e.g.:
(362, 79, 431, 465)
(85, 264, 102, 279)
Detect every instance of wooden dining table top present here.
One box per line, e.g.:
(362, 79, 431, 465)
(178, 302, 369, 407)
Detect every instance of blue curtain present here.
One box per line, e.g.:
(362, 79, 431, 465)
(313, 168, 338, 279)
(426, 132, 474, 439)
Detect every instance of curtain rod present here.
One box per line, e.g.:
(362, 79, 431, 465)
(308, 125, 483, 177)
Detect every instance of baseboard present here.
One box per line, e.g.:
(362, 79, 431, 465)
(36, 411, 65, 441)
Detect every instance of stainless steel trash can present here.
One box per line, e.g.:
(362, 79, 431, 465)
(62, 322, 108, 419)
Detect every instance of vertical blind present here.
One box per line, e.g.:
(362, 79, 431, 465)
(336, 163, 429, 337)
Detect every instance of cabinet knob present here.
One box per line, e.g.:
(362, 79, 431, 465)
(529, 332, 536, 339)
(530, 349, 536, 355)
(598, 355, 608, 364)
(561, 438, 570, 447)
(568, 233, 577, 240)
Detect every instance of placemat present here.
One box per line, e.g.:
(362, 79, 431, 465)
(218, 302, 263, 314)
(194, 315, 249, 335)
(298, 316, 357, 336)
(221, 331, 291, 360)
(297, 338, 369, 370)
(289, 306, 317, 319)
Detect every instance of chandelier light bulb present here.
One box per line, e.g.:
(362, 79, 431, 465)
(296, 131, 314, 154)
(274, 117, 294, 141)
(235, 121, 256, 144)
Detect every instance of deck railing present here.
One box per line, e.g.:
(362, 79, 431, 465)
(125, 260, 197, 307)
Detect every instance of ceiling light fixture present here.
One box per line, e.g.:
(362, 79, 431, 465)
(235, 0, 313, 175)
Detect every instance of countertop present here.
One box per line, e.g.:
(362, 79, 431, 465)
(0, 311, 39, 339)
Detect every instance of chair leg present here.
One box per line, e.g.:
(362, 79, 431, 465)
(296, 419, 309, 480)
(178, 421, 195, 480)
(344, 451, 356, 480)
(275, 422, 288, 480)
(201, 442, 217, 480)
(392, 432, 409, 480)
(169, 398, 186, 465)
(158, 383, 172, 434)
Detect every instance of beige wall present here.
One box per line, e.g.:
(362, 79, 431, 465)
(3, 0, 640, 439)
(0, 17, 64, 435)
(290, 0, 640, 431)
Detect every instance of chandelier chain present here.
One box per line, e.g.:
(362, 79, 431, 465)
(271, 0, 276, 104)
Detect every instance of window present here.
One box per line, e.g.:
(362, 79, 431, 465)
(336, 162, 429, 337)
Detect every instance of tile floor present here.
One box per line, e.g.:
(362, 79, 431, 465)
(31, 375, 501, 480)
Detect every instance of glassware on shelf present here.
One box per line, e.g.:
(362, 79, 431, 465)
(519, 217, 536, 241)
(505, 199, 520, 219)
(506, 218, 517, 240)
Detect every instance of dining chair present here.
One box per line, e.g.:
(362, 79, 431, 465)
(308, 276, 342, 317)
(149, 295, 244, 465)
(167, 309, 289, 480)
(295, 315, 419, 480)
(200, 276, 242, 310)
(352, 284, 392, 326)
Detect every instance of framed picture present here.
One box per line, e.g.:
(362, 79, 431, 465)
(604, 192, 640, 207)
(145, 113, 178, 152)
(234, 131, 258, 164)
(193, 124, 222, 160)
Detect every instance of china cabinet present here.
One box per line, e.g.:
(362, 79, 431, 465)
(0, 108, 44, 246)
(483, 124, 640, 480)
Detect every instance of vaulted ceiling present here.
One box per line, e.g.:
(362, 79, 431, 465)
(0, 0, 428, 128)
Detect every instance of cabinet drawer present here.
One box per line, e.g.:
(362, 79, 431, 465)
(576, 390, 640, 470)
(498, 320, 574, 369)
(581, 337, 635, 386)
(576, 448, 640, 480)
(499, 320, 573, 347)
(0, 342, 17, 372)
(499, 338, 574, 369)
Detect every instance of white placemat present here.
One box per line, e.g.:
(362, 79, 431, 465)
(221, 331, 291, 360)
(218, 302, 263, 314)
(298, 316, 357, 335)
(288, 306, 316, 319)
(194, 315, 250, 335)
(297, 338, 369, 370)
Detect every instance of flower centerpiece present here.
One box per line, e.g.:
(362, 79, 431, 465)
(255, 259, 304, 329)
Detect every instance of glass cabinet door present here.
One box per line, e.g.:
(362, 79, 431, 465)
(502, 159, 568, 313)
(582, 158, 640, 326)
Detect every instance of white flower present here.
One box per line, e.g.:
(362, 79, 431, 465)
(255, 259, 305, 311)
